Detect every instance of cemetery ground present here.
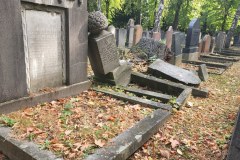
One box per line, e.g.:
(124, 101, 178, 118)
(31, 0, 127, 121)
(0, 59, 239, 159)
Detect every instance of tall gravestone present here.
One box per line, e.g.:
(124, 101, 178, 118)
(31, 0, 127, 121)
(182, 18, 201, 61)
(126, 19, 135, 48)
(170, 32, 183, 66)
(209, 37, 216, 53)
(215, 32, 226, 52)
(166, 26, 173, 50)
(116, 28, 127, 48)
(88, 12, 131, 86)
(202, 35, 211, 53)
(0, 0, 90, 104)
(133, 25, 143, 45)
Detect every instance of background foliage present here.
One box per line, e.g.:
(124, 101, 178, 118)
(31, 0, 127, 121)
(88, 0, 240, 35)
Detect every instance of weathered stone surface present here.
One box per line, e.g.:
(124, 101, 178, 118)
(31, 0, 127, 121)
(152, 32, 161, 41)
(89, 30, 120, 75)
(95, 63, 131, 86)
(175, 88, 192, 109)
(183, 60, 232, 69)
(23, 9, 65, 92)
(131, 72, 209, 98)
(116, 28, 127, 48)
(107, 25, 116, 37)
(198, 64, 209, 81)
(166, 26, 173, 50)
(86, 108, 170, 160)
(133, 25, 143, 45)
(88, 11, 108, 34)
(126, 19, 135, 48)
(198, 39, 203, 53)
(0, 127, 63, 160)
(215, 32, 226, 51)
(227, 109, 240, 160)
(0, 1, 28, 103)
(131, 38, 166, 60)
(233, 35, 240, 47)
(169, 32, 183, 65)
(183, 18, 201, 60)
(148, 59, 201, 85)
(202, 35, 211, 53)
(142, 31, 150, 38)
(209, 37, 216, 53)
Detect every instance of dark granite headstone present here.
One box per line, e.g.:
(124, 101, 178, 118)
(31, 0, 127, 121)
(148, 59, 201, 85)
(183, 18, 201, 60)
(198, 64, 209, 81)
(233, 35, 240, 47)
(170, 32, 182, 66)
(89, 31, 120, 75)
(0, 0, 89, 103)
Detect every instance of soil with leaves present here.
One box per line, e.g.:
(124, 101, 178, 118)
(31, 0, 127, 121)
(0, 91, 152, 159)
(129, 61, 240, 160)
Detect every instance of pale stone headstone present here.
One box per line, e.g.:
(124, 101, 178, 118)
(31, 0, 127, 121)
(215, 32, 226, 51)
(133, 25, 143, 45)
(183, 18, 201, 61)
(116, 28, 127, 48)
(198, 39, 203, 53)
(107, 25, 116, 37)
(202, 35, 211, 53)
(166, 26, 173, 50)
(126, 19, 135, 48)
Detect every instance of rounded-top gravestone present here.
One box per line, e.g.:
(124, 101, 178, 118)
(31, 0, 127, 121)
(88, 11, 108, 34)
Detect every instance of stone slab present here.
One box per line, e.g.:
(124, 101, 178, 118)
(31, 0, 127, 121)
(182, 60, 232, 69)
(85, 109, 170, 160)
(182, 52, 200, 61)
(198, 64, 209, 81)
(0, 1, 28, 103)
(89, 31, 120, 75)
(23, 9, 65, 92)
(116, 28, 127, 48)
(175, 88, 192, 109)
(94, 89, 172, 111)
(171, 32, 182, 56)
(0, 81, 91, 114)
(148, 59, 201, 86)
(0, 127, 62, 160)
(199, 55, 236, 63)
(133, 25, 143, 45)
(202, 35, 211, 53)
(123, 88, 172, 103)
(227, 109, 240, 160)
(131, 72, 209, 98)
(209, 54, 240, 61)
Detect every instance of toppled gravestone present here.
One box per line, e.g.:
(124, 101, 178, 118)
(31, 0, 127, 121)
(148, 59, 201, 85)
(198, 64, 209, 81)
(130, 37, 169, 60)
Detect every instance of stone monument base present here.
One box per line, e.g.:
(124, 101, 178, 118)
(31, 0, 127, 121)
(182, 52, 199, 61)
(95, 63, 131, 86)
(169, 54, 182, 66)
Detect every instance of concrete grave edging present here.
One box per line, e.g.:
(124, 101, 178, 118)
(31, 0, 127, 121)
(85, 109, 171, 160)
(0, 81, 91, 114)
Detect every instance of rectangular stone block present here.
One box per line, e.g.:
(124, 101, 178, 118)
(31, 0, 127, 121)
(0, 1, 28, 103)
(89, 31, 120, 75)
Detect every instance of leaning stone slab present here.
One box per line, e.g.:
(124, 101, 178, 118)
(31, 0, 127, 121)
(0, 81, 91, 114)
(0, 127, 62, 160)
(93, 88, 172, 111)
(148, 59, 201, 86)
(182, 60, 232, 69)
(198, 64, 209, 81)
(227, 109, 240, 160)
(123, 88, 172, 103)
(85, 109, 170, 160)
(131, 72, 209, 98)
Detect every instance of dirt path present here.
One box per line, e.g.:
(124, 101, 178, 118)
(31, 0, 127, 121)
(130, 61, 240, 160)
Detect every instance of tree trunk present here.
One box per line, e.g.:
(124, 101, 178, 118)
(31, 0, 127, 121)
(105, 0, 110, 19)
(225, 4, 240, 48)
(172, 0, 183, 30)
(221, 13, 228, 31)
(97, 0, 101, 11)
(153, 0, 164, 32)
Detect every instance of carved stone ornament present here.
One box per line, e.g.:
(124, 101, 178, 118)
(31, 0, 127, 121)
(88, 11, 108, 34)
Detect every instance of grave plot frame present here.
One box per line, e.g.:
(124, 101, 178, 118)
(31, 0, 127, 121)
(0, 0, 91, 114)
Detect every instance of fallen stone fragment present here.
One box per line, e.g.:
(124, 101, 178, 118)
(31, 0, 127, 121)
(198, 64, 209, 81)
